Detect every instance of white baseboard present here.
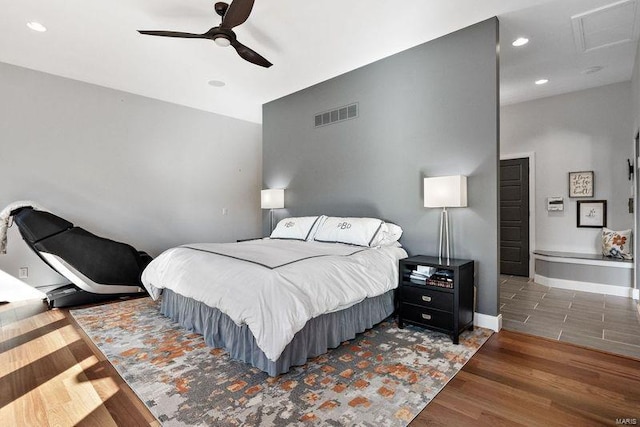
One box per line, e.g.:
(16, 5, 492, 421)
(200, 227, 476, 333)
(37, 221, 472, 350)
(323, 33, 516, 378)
(633, 288, 639, 300)
(474, 312, 502, 332)
(535, 274, 636, 298)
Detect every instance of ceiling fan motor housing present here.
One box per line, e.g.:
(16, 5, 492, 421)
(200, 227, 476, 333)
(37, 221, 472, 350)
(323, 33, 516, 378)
(207, 27, 235, 47)
(214, 2, 229, 17)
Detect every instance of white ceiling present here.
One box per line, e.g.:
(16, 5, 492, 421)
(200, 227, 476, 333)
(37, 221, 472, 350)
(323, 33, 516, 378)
(501, 0, 640, 105)
(0, 0, 637, 123)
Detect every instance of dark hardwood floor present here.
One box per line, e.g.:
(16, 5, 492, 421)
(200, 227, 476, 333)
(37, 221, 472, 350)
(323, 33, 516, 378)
(2, 299, 639, 426)
(414, 330, 640, 426)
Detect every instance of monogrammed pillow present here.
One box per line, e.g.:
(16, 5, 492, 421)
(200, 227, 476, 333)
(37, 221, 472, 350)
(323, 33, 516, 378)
(314, 217, 384, 247)
(602, 228, 632, 259)
(270, 216, 322, 241)
(371, 222, 404, 246)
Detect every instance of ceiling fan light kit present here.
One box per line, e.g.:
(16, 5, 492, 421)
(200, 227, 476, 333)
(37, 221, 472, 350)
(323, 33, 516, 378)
(213, 35, 232, 47)
(138, 0, 272, 68)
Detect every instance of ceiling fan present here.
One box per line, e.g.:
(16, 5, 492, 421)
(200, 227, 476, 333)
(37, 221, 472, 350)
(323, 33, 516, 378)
(138, 0, 272, 68)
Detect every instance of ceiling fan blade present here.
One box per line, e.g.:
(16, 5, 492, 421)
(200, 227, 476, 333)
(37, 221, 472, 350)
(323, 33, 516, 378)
(231, 39, 272, 68)
(138, 30, 206, 39)
(221, 0, 255, 29)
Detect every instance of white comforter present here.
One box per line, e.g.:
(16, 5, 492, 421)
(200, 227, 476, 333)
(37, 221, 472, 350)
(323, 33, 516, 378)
(141, 239, 407, 361)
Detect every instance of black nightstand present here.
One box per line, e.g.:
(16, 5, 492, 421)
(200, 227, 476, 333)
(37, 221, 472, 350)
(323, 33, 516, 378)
(397, 255, 474, 344)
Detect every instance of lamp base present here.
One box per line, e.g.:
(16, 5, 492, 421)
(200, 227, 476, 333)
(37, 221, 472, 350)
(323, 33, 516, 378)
(269, 209, 274, 234)
(438, 207, 450, 264)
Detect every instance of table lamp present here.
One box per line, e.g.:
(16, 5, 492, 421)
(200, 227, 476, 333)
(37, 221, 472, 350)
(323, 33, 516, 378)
(423, 175, 467, 263)
(261, 189, 285, 233)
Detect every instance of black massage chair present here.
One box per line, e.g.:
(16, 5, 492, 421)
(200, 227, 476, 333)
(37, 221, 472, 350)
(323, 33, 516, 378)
(11, 207, 152, 308)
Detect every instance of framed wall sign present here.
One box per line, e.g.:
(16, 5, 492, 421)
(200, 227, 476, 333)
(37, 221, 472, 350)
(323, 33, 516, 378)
(577, 200, 607, 228)
(569, 171, 594, 198)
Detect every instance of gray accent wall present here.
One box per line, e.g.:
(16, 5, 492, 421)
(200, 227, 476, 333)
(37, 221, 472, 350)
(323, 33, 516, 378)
(0, 62, 262, 287)
(263, 19, 500, 316)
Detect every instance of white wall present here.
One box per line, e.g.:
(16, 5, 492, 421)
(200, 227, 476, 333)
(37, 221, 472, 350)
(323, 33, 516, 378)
(501, 82, 633, 254)
(634, 41, 640, 130)
(0, 62, 262, 287)
(632, 40, 640, 289)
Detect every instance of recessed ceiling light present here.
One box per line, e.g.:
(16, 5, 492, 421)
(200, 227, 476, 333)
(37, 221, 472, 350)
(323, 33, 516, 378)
(535, 79, 549, 85)
(26, 21, 47, 32)
(512, 37, 529, 47)
(581, 66, 604, 75)
(208, 80, 226, 87)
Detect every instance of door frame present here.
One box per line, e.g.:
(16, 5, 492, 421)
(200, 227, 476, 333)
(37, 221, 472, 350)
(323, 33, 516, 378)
(634, 130, 638, 295)
(500, 151, 535, 278)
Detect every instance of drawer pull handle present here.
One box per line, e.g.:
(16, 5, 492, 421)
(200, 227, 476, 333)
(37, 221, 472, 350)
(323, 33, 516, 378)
(421, 296, 432, 302)
(421, 313, 432, 320)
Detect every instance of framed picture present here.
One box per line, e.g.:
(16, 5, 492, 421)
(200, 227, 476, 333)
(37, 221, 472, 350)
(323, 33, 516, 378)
(569, 171, 594, 198)
(577, 200, 607, 228)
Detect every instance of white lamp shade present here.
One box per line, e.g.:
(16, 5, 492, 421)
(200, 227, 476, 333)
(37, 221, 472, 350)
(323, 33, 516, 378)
(261, 189, 285, 209)
(424, 175, 468, 208)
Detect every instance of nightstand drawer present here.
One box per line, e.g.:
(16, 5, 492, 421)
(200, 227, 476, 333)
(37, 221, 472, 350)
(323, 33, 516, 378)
(399, 286, 453, 312)
(400, 304, 453, 331)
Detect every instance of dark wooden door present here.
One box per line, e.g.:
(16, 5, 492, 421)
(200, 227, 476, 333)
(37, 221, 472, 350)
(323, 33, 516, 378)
(500, 158, 530, 276)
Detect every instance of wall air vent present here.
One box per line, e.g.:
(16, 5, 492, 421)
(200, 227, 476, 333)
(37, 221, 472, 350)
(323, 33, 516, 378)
(314, 103, 358, 128)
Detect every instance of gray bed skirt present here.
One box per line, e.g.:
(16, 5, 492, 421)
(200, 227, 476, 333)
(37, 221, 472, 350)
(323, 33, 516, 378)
(160, 289, 395, 376)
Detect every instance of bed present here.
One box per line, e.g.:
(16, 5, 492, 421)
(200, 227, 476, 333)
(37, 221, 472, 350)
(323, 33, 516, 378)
(141, 215, 407, 376)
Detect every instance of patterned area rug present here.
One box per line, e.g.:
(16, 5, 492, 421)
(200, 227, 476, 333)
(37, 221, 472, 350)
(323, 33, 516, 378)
(71, 297, 491, 426)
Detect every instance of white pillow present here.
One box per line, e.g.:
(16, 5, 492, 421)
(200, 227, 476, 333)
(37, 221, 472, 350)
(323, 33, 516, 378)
(314, 217, 384, 247)
(270, 216, 322, 241)
(306, 215, 327, 241)
(371, 222, 404, 246)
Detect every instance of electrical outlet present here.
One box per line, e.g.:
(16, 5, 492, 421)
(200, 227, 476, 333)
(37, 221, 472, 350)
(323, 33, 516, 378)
(18, 267, 28, 279)
(222, 208, 229, 216)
